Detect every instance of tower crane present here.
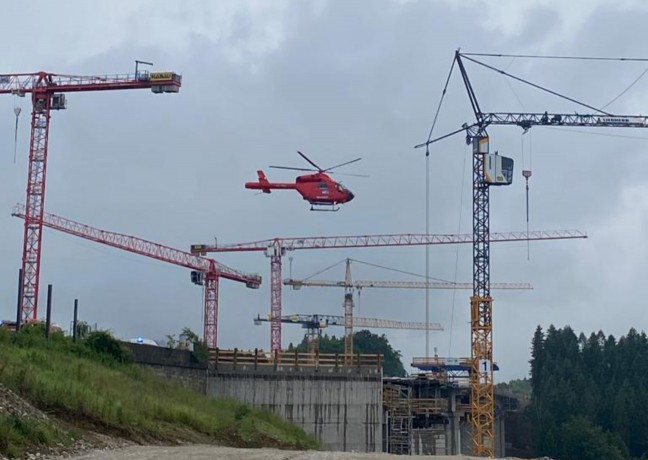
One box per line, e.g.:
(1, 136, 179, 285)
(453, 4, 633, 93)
(0, 65, 181, 323)
(12, 204, 260, 348)
(415, 50, 640, 456)
(253, 313, 443, 355)
(284, 258, 532, 356)
(191, 229, 585, 354)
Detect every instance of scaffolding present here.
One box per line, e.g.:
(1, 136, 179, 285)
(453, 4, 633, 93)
(383, 355, 479, 456)
(384, 382, 412, 454)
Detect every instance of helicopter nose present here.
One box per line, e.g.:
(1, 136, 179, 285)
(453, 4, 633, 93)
(347, 191, 354, 202)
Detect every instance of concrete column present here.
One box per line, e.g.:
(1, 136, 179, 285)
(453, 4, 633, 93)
(453, 414, 461, 454)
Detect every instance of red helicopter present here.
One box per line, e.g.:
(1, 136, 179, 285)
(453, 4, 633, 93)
(245, 151, 364, 211)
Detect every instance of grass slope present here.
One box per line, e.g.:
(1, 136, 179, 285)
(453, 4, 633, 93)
(0, 327, 317, 458)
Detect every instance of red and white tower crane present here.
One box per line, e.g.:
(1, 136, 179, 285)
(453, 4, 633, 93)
(191, 229, 585, 354)
(12, 204, 260, 348)
(1, 66, 182, 322)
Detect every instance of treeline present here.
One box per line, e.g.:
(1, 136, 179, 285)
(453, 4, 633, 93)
(529, 325, 648, 460)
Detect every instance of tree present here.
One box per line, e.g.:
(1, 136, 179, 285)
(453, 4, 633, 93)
(559, 416, 629, 460)
(180, 327, 209, 363)
(529, 325, 544, 391)
(496, 378, 531, 400)
(166, 327, 209, 364)
(528, 325, 648, 459)
(165, 334, 177, 349)
(74, 321, 91, 340)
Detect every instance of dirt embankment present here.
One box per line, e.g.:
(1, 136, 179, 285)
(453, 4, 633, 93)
(0, 383, 130, 460)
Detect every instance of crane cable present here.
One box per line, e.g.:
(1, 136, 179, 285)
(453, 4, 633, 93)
(13, 95, 21, 163)
(300, 259, 347, 282)
(422, 54, 457, 359)
(601, 65, 648, 110)
(499, 59, 533, 261)
(460, 54, 612, 115)
(462, 52, 648, 62)
(350, 259, 452, 283)
(448, 142, 468, 356)
(521, 132, 533, 261)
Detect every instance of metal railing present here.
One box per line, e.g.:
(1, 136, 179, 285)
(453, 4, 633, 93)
(410, 398, 447, 415)
(209, 348, 382, 370)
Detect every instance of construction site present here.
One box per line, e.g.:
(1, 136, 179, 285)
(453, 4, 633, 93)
(2, 11, 647, 458)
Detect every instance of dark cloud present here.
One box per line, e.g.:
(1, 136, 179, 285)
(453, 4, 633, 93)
(1, 0, 647, 381)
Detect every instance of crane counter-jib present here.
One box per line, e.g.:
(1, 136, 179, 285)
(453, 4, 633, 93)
(0, 72, 182, 94)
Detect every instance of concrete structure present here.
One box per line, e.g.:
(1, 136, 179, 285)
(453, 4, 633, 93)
(126, 344, 383, 453)
(123, 342, 207, 394)
(125, 344, 515, 456)
(208, 365, 382, 452)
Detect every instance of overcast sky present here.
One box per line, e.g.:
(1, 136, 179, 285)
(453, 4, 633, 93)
(2, 0, 648, 381)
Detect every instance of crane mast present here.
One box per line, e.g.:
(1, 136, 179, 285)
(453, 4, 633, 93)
(0, 68, 181, 323)
(464, 65, 648, 460)
(416, 50, 648, 457)
(12, 204, 260, 349)
(343, 257, 354, 358)
(192, 229, 585, 355)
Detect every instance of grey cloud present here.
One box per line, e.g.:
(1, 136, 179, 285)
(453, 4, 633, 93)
(1, 0, 647, 381)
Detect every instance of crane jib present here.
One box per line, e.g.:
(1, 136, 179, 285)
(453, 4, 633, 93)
(480, 112, 648, 128)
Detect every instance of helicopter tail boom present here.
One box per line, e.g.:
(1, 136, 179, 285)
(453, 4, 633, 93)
(245, 170, 296, 193)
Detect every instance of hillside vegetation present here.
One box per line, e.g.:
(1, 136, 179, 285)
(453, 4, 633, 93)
(0, 326, 317, 458)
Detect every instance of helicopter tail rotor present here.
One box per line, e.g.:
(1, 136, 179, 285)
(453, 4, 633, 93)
(257, 170, 272, 193)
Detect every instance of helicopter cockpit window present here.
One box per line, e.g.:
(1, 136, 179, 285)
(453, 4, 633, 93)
(335, 184, 346, 192)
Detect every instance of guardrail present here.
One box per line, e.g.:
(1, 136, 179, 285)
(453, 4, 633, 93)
(209, 348, 383, 370)
(411, 357, 472, 367)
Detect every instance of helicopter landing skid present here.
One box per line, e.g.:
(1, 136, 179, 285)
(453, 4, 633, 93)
(310, 204, 340, 212)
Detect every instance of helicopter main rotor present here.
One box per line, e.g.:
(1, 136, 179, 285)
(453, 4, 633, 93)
(269, 151, 367, 177)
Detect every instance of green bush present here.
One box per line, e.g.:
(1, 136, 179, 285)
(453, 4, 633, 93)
(235, 404, 251, 421)
(557, 416, 630, 460)
(83, 331, 132, 364)
(0, 326, 10, 343)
